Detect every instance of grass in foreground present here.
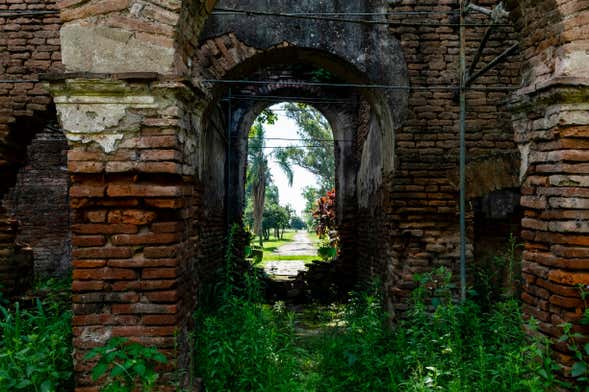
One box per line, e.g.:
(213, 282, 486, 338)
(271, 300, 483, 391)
(0, 278, 73, 391)
(193, 269, 558, 392)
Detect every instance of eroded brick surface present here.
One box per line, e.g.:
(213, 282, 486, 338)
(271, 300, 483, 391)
(1, 0, 588, 389)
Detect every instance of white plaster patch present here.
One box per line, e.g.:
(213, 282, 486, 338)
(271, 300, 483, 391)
(357, 118, 383, 209)
(56, 101, 143, 153)
(555, 47, 589, 78)
(518, 143, 531, 183)
(66, 133, 125, 153)
(57, 104, 129, 134)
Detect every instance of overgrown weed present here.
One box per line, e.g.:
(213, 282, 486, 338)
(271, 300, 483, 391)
(193, 228, 556, 391)
(0, 277, 73, 391)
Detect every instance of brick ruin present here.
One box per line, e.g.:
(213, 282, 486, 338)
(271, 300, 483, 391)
(0, 0, 588, 389)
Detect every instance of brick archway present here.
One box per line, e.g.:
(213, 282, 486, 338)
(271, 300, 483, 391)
(28, 0, 589, 388)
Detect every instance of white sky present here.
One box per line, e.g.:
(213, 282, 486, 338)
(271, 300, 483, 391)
(263, 103, 320, 216)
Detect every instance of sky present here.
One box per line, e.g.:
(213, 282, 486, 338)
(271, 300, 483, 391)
(263, 103, 321, 216)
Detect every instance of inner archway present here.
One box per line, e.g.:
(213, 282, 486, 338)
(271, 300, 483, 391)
(199, 47, 401, 295)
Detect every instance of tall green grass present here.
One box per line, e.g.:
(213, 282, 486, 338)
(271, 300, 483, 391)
(0, 278, 73, 391)
(193, 227, 557, 392)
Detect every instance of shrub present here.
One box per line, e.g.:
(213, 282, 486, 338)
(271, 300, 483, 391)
(0, 279, 73, 391)
(84, 337, 168, 392)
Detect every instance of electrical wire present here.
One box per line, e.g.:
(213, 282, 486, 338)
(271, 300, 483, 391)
(249, 145, 334, 149)
(0, 80, 39, 83)
(249, 137, 345, 142)
(207, 78, 518, 92)
(0, 10, 59, 17)
(221, 94, 351, 104)
(213, 10, 460, 16)
(212, 8, 512, 27)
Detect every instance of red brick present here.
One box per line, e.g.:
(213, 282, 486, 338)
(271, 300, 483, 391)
(112, 303, 178, 314)
(548, 270, 589, 286)
(86, 210, 107, 223)
(73, 291, 139, 303)
(72, 259, 107, 268)
(73, 267, 137, 280)
(108, 258, 177, 268)
(552, 245, 589, 258)
(549, 295, 584, 309)
(72, 280, 104, 292)
(111, 326, 176, 337)
(140, 279, 177, 291)
(72, 236, 106, 247)
(144, 246, 178, 258)
(151, 222, 184, 233)
(111, 281, 141, 291)
(144, 290, 178, 302)
(68, 161, 105, 173)
(107, 184, 184, 197)
(70, 185, 105, 198)
(72, 224, 138, 235)
(107, 209, 157, 225)
(72, 247, 133, 259)
(142, 314, 178, 325)
(140, 149, 181, 161)
(137, 162, 181, 173)
(111, 232, 180, 246)
(73, 314, 140, 326)
(144, 198, 185, 209)
(142, 268, 178, 279)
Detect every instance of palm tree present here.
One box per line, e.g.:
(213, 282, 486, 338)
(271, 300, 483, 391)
(247, 121, 293, 247)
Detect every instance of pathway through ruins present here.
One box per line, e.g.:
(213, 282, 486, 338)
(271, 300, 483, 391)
(263, 231, 317, 279)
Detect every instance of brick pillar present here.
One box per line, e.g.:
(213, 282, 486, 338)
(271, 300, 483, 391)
(48, 77, 203, 391)
(513, 83, 589, 374)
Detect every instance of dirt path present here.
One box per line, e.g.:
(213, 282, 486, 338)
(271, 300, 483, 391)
(275, 230, 317, 255)
(264, 231, 317, 278)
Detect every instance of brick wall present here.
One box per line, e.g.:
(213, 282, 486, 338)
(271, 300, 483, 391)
(382, 0, 522, 308)
(0, 0, 63, 292)
(3, 126, 70, 276)
(2, 0, 588, 388)
(508, 0, 589, 376)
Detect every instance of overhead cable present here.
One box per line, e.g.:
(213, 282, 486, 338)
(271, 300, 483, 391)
(0, 10, 59, 17)
(212, 7, 511, 27)
(206, 78, 517, 91)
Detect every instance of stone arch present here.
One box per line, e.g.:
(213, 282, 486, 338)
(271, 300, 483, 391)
(195, 37, 405, 288)
(43, 0, 589, 388)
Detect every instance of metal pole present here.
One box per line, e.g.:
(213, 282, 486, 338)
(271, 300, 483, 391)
(459, 0, 467, 302)
(226, 88, 232, 227)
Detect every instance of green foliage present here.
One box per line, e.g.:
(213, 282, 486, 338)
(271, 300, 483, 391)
(84, 337, 168, 392)
(279, 103, 335, 194)
(472, 233, 523, 310)
(0, 280, 73, 391)
(312, 272, 554, 392)
(194, 230, 557, 392)
(194, 224, 303, 391)
(556, 285, 589, 391)
(290, 215, 307, 230)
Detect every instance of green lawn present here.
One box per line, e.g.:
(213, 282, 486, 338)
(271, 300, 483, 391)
(262, 254, 319, 266)
(259, 230, 298, 253)
(255, 230, 320, 267)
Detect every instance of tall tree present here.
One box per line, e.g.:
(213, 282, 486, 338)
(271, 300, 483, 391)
(246, 111, 294, 246)
(277, 103, 335, 194)
(247, 122, 267, 247)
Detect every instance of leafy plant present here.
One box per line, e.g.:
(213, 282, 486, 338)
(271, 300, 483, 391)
(0, 298, 73, 391)
(84, 337, 168, 392)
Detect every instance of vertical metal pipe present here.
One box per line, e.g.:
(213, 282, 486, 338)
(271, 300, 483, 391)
(459, 0, 467, 302)
(226, 88, 232, 227)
